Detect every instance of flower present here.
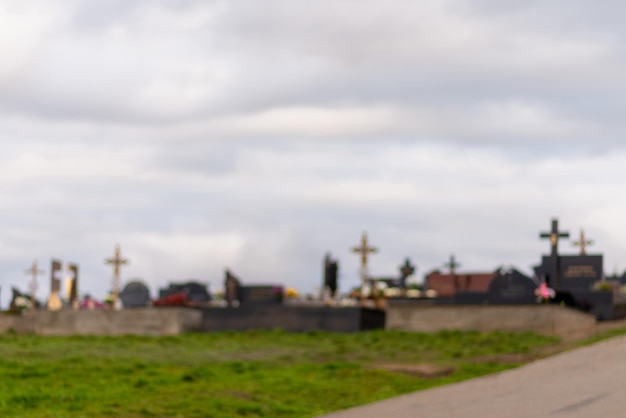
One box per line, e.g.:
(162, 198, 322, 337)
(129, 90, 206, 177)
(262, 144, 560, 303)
(535, 283, 555, 301)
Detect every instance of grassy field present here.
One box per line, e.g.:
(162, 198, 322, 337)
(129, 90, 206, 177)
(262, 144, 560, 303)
(0, 329, 576, 417)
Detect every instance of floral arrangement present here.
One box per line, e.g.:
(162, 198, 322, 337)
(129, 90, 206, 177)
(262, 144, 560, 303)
(534, 283, 555, 302)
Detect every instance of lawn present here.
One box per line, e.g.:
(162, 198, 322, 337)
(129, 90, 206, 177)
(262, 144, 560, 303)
(0, 330, 570, 417)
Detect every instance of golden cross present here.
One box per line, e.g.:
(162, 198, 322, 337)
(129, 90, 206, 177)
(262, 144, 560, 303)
(351, 232, 378, 267)
(25, 259, 45, 316)
(572, 229, 594, 256)
(351, 232, 378, 303)
(105, 244, 129, 308)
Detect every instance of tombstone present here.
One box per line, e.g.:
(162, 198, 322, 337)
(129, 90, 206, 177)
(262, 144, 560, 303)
(487, 267, 538, 304)
(9, 287, 40, 313)
(534, 255, 603, 291)
(323, 254, 339, 298)
(67, 263, 79, 307)
(240, 285, 284, 305)
(224, 270, 242, 307)
(158, 281, 211, 306)
(47, 259, 63, 311)
(119, 280, 151, 308)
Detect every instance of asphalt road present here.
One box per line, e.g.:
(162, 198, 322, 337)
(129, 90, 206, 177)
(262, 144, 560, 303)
(320, 335, 626, 418)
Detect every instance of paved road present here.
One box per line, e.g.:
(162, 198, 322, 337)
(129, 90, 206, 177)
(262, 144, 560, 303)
(320, 336, 626, 418)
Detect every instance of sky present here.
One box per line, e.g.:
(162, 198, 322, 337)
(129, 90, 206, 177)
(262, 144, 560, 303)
(2, 0, 626, 305)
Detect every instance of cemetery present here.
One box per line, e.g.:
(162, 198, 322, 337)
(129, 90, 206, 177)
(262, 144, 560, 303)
(2, 219, 626, 416)
(3, 218, 626, 337)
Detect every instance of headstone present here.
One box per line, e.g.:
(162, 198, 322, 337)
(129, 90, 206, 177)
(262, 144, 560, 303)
(323, 254, 339, 298)
(119, 280, 151, 308)
(159, 281, 211, 305)
(224, 270, 242, 307)
(240, 285, 284, 305)
(47, 259, 63, 311)
(487, 267, 537, 304)
(67, 263, 79, 307)
(534, 255, 602, 291)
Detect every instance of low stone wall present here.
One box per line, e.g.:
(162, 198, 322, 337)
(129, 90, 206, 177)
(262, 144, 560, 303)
(386, 303, 597, 339)
(0, 308, 202, 336)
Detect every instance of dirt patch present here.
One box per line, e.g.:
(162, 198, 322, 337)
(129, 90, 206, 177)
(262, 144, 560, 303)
(469, 353, 536, 364)
(375, 363, 456, 378)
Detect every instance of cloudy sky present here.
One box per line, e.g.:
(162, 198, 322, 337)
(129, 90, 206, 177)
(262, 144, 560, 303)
(2, 0, 626, 304)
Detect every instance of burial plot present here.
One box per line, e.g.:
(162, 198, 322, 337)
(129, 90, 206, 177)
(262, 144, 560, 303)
(119, 280, 151, 308)
(487, 268, 537, 304)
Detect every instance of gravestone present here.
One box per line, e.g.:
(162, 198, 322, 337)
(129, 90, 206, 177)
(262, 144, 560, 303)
(159, 281, 211, 305)
(534, 255, 602, 291)
(240, 285, 284, 305)
(487, 267, 537, 304)
(67, 263, 79, 307)
(47, 259, 63, 311)
(323, 254, 339, 298)
(119, 280, 151, 308)
(224, 270, 242, 307)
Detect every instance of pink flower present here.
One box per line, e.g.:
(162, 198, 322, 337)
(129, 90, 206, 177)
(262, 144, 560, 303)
(535, 283, 555, 300)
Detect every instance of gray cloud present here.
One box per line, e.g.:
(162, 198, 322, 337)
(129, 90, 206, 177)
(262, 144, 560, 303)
(2, 1, 626, 307)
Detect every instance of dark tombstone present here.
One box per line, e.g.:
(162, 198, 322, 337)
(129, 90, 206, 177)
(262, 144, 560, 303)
(224, 270, 242, 307)
(158, 281, 211, 306)
(323, 254, 339, 298)
(487, 267, 537, 304)
(534, 255, 602, 291)
(240, 285, 284, 305)
(119, 280, 151, 308)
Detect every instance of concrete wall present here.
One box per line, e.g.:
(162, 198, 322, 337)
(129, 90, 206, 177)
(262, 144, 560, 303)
(386, 303, 597, 339)
(201, 306, 385, 332)
(0, 308, 202, 336)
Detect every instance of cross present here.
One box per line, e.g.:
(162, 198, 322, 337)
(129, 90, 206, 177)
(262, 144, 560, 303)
(351, 232, 378, 303)
(399, 258, 416, 278)
(25, 259, 45, 316)
(105, 244, 129, 309)
(398, 258, 416, 292)
(444, 254, 461, 276)
(540, 218, 569, 257)
(572, 229, 593, 256)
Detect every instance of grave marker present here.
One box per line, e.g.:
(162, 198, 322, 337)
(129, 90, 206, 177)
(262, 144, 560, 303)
(119, 281, 151, 308)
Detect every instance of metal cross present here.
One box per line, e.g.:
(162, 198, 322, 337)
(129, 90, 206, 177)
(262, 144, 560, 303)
(25, 259, 45, 316)
(444, 254, 461, 276)
(351, 232, 378, 303)
(572, 229, 594, 256)
(399, 258, 416, 278)
(540, 218, 570, 256)
(105, 244, 129, 308)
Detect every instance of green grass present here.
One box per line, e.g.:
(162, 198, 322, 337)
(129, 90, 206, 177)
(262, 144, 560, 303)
(0, 330, 563, 417)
